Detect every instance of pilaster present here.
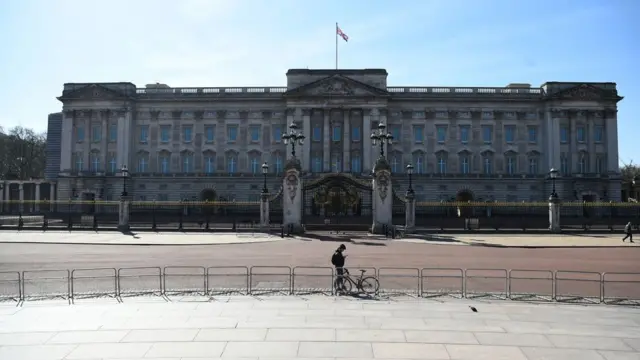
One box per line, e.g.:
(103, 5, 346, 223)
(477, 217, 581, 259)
(286, 109, 295, 161)
(343, 110, 351, 172)
(363, 109, 372, 173)
(604, 109, 619, 172)
(299, 108, 310, 171)
(260, 192, 270, 229)
(99, 110, 108, 171)
(60, 110, 73, 172)
(405, 191, 415, 233)
(323, 110, 330, 172)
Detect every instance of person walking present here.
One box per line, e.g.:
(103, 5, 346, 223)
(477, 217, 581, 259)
(623, 221, 634, 243)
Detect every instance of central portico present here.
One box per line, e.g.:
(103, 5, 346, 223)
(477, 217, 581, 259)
(283, 69, 391, 174)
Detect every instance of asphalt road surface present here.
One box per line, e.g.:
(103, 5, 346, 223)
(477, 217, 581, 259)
(1, 235, 639, 301)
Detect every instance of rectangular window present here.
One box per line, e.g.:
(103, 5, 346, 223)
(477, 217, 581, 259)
(577, 126, 585, 142)
(595, 125, 604, 142)
(91, 125, 101, 142)
(76, 127, 85, 142)
(505, 126, 515, 143)
(332, 126, 341, 141)
(351, 155, 361, 173)
(595, 156, 604, 174)
(413, 125, 423, 143)
(352, 126, 361, 141)
(160, 156, 170, 173)
(561, 156, 568, 175)
(182, 126, 193, 143)
(108, 156, 117, 173)
(205, 126, 215, 142)
(109, 125, 117, 142)
(391, 126, 401, 143)
(482, 125, 492, 143)
(460, 126, 469, 143)
(139, 126, 149, 143)
(436, 126, 446, 143)
(204, 156, 215, 174)
(312, 156, 322, 172)
(560, 127, 569, 143)
(160, 126, 170, 142)
(312, 126, 322, 141)
(528, 126, 537, 143)
(228, 125, 238, 142)
(272, 126, 282, 142)
(250, 126, 260, 142)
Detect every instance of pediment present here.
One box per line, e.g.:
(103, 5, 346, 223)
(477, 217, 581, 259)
(58, 84, 128, 102)
(284, 75, 389, 98)
(548, 84, 621, 101)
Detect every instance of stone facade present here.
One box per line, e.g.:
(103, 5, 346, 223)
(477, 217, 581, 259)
(50, 69, 623, 203)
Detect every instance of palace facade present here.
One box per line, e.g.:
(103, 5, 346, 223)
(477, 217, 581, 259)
(45, 68, 623, 203)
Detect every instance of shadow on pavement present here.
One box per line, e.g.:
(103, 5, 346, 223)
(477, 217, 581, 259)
(301, 232, 387, 247)
(120, 230, 141, 239)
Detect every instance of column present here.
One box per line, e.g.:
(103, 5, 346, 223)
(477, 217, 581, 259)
(100, 110, 108, 172)
(343, 110, 350, 172)
(323, 110, 330, 172)
(379, 109, 388, 158)
(405, 191, 416, 233)
(60, 110, 73, 172)
(118, 198, 130, 232)
(84, 111, 91, 168)
(286, 109, 295, 161)
(4, 183, 10, 201)
(300, 108, 311, 171)
(117, 108, 132, 169)
(605, 109, 619, 172)
(35, 183, 40, 211)
(586, 112, 595, 173)
(19, 183, 24, 213)
(363, 109, 372, 173)
(549, 196, 560, 233)
(545, 108, 561, 171)
(260, 192, 270, 229)
(569, 111, 577, 172)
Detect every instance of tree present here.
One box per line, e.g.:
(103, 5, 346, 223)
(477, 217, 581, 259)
(0, 126, 47, 181)
(621, 161, 640, 202)
(621, 161, 640, 183)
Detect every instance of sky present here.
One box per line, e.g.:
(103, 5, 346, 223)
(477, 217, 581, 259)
(0, 0, 638, 164)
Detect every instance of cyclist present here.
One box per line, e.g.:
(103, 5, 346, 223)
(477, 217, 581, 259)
(331, 244, 348, 290)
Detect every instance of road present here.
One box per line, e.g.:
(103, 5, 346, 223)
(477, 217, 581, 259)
(1, 234, 639, 300)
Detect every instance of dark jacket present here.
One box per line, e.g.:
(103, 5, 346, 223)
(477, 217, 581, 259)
(331, 251, 345, 268)
(625, 223, 632, 233)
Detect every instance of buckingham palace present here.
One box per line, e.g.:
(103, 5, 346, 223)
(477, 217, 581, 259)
(45, 68, 623, 203)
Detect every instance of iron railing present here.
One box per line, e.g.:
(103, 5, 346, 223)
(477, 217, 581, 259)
(0, 266, 638, 306)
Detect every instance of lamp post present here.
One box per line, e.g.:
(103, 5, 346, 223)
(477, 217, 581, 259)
(406, 164, 414, 195)
(261, 162, 269, 194)
(282, 123, 305, 158)
(121, 165, 129, 197)
(630, 175, 638, 201)
(549, 168, 558, 200)
(370, 122, 393, 158)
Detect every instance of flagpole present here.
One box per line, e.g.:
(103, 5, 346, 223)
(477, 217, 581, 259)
(335, 22, 338, 70)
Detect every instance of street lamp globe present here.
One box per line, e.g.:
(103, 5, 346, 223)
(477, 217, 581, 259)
(549, 168, 558, 179)
(406, 164, 414, 175)
(262, 162, 269, 174)
(121, 165, 129, 176)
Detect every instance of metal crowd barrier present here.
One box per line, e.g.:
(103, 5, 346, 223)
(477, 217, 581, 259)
(0, 267, 638, 306)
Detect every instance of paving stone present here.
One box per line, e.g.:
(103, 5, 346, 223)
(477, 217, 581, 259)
(404, 330, 479, 344)
(194, 328, 267, 341)
(266, 328, 335, 341)
(222, 341, 299, 357)
(0, 331, 55, 345)
(65, 343, 153, 359)
(445, 344, 528, 360)
(473, 332, 554, 347)
(0, 344, 77, 360)
(372, 342, 450, 359)
(336, 329, 406, 342)
(144, 341, 227, 358)
(298, 341, 373, 358)
(520, 347, 607, 360)
(120, 329, 199, 342)
(624, 338, 640, 351)
(599, 351, 640, 360)
(547, 334, 634, 351)
(47, 330, 128, 344)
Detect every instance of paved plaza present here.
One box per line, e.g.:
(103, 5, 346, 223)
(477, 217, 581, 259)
(0, 231, 637, 247)
(0, 295, 639, 360)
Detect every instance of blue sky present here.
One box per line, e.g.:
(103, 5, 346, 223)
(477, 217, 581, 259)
(1, 0, 637, 163)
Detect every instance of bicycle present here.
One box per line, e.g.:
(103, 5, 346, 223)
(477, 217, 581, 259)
(334, 268, 380, 295)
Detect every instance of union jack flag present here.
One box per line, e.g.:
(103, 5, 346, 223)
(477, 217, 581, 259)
(336, 25, 349, 42)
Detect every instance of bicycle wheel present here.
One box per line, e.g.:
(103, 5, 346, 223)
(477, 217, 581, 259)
(359, 276, 380, 295)
(334, 276, 352, 294)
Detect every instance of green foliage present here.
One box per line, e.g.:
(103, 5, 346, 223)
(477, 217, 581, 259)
(621, 161, 640, 183)
(0, 126, 47, 180)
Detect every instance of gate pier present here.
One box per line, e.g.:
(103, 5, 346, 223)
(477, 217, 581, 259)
(371, 157, 393, 234)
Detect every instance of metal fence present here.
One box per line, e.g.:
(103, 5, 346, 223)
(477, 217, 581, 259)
(1, 266, 638, 306)
(414, 201, 640, 231)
